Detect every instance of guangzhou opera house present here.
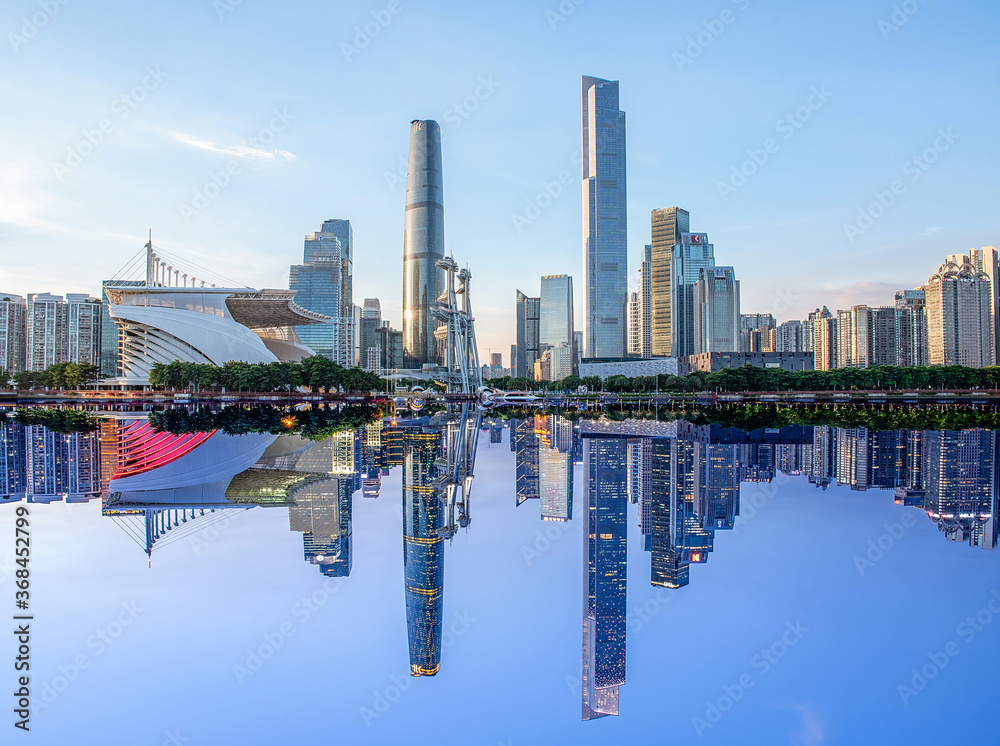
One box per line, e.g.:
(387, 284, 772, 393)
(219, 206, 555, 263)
(105, 285, 329, 386)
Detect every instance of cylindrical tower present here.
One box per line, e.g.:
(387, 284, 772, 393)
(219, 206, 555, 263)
(403, 120, 445, 367)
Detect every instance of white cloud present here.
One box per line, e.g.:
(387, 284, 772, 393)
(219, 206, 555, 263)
(174, 133, 295, 161)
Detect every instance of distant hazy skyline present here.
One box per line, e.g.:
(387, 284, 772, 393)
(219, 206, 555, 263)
(2, 0, 998, 363)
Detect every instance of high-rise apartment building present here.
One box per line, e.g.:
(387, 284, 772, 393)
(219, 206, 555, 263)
(671, 233, 716, 357)
(739, 313, 776, 353)
(582, 76, 627, 360)
(774, 320, 806, 353)
(923, 258, 994, 367)
(0, 293, 26, 374)
(895, 290, 928, 367)
(403, 120, 446, 367)
(67, 294, 102, 368)
(24, 293, 99, 372)
(650, 208, 690, 356)
(951, 247, 999, 364)
(694, 267, 740, 354)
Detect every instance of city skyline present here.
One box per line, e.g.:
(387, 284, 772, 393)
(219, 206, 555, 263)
(4, 1, 998, 365)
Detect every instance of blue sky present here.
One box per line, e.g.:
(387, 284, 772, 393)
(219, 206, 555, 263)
(2, 0, 999, 363)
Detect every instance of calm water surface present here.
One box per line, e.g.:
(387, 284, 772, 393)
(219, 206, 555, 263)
(1, 407, 997, 745)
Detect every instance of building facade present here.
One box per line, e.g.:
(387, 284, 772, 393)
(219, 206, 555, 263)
(650, 208, 690, 357)
(694, 267, 740, 354)
(582, 76, 627, 360)
(923, 258, 994, 368)
(0, 293, 26, 374)
(403, 120, 446, 367)
(671, 233, 716, 358)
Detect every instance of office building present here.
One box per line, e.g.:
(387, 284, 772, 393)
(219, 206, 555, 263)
(540, 274, 575, 380)
(582, 76, 627, 360)
(672, 233, 716, 358)
(694, 267, 739, 354)
(403, 120, 446, 367)
(650, 208, 690, 356)
(515, 290, 540, 378)
(290, 220, 355, 365)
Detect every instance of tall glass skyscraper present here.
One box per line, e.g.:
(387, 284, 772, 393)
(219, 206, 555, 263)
(403, 120, 445, 367)
(582, 76, 627, 360)
(540, 274, 574, 379)
(672, 232, 716, 357)
(291, 233, 342, 360)
(650, 207, 690, 357)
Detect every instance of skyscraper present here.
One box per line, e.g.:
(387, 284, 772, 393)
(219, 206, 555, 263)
(540, 274, 575, 380)
(26, 293, 62, 371)
(923, 257, 994, 367)
(582, 76, 627, 360)
(671, 233, 716, 358)
(515, 290, 540, 378)
(650, 208, 690, 356)
(638, 245, 652, 358)
(290, 220, 355, 365)
(0, 293, 26, 374)
(694, 267, 740, 354)
(403, 120, 446, 367)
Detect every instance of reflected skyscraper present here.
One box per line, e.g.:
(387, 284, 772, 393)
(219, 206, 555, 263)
(581, 436, 627, 719)
(401, 425, 445, 676)
(538, 416, 573, 522)
(512, 419, 539, 506)
(403, 120, 446, 367)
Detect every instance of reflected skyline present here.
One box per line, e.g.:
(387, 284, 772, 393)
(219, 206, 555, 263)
(1, 406, 997, 715)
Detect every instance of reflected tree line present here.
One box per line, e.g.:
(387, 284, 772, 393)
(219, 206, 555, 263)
(488, 364, 1000, 394)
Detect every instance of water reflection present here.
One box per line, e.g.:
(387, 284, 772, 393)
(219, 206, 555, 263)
(1, 407, 997, 718)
